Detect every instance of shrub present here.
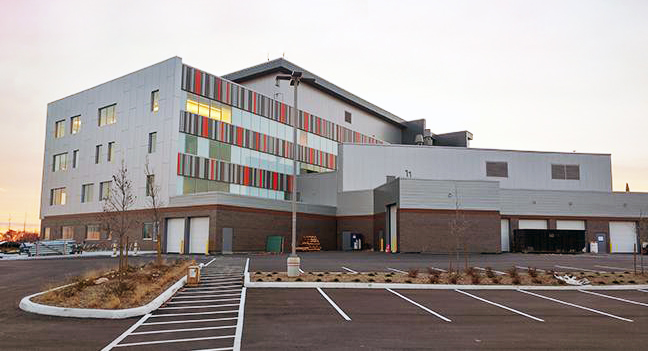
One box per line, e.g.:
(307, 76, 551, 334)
(316, 278, 322, 282)
(296, 278, 303, 282)
(624, 271, 630, 274)
(266, 274, 273, 277)
(449, 273, 459, 284)
(618, 275, 624, 278)
(386, 273, 393, 277)
(275, 277, 282, 282)
(491, 276, 501, 284)
(385, 279, 392, 283)
(408, 269, 419, 278)
(629, 280, 636, 284)
(317, 273, 324, 277)
(527, 267, 538, 278)
(324, 272, 330, 274)
(405, 280, 413, 284)
(612, 280, 620, 284)
(485, 267, 495, 278)
(255, 271, 261, 274)
(256, 278, 263, 282)
(507, 267, 518, 278)
(368, 273, 375, 277)
(368, 279, 375, 282)
(272, 272, 278, 275)
(353, 278, 360, 282)
(598, 281, 606, 285)
(532, 277, 542, 284)
(333, 278, 340, 282)
(427, 267, 436, 275)
(428, 275, 439, 284)
(465, 267, 476, 276)
(557, 279, 566, 285)
(545, 270, 555, 276)
(512, 276, 521, 285)
(471, 275, 481, 285)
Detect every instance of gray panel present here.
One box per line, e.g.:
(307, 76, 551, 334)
(337, 189, 374, 216)
(399, 179, 500, 211)
(222, 228, 233, 254)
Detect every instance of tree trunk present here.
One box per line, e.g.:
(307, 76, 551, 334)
(118, 235, 124, 271)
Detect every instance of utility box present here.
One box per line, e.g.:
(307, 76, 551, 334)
(187, 265, 201, 286)
(342, 232, 364, 251)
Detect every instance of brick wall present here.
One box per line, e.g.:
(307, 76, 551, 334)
(336, 216, 375, 250)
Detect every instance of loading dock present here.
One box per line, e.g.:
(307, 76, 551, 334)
(189, 217, 210, 254)
(166, 218, 185, 253)
(609, 222, 637, 253)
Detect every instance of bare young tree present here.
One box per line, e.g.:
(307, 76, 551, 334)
(101, 160, 137, 271)
(449, 184, 470, 271)
(144, 158, 165, 265)
(638, 210, 648, 275)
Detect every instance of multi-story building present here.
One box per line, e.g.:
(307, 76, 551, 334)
(40, 57, 648, 255)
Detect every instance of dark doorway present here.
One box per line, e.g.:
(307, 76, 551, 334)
(513, 229, 586, 253)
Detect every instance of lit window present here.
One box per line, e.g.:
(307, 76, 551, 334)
(52, 153, 68, 172)
(148, 132, 157, 153)
(107, 142, 115, 162)
(198, 101, 211, 118)
(72, 150, 79, 168)
(151, 90, 159, 112)
(86, 225, 101, 240)
(81, 183, 93, 203)
(221, 104, 232, 124)
(99, 181, 111, 200)
(186, 99, 199, 115)
(54, 120, 65, 138)
(95, 145, 102, 164)
(98, 104, 116, 126)
(70, 116, 81, 134)
(50, 187, 67, 205)
(146, 174, 155, 196)
(44, 227, 51, 240)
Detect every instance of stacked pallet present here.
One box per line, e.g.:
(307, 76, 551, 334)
(296, 235, 321, 252)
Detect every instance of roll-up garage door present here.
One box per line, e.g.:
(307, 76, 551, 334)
(166, 218, 185, 253)
(609, 222, 637, 253)
(518, 219, 548, 230)
(189, 217, 210, 254)
(556, 220, 585, 230)
(501, 219, 510, 252)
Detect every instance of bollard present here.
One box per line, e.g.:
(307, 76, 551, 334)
(112, 242, 117, 257)
(133, 242, 139, 256)
(187, 265, 201, 287)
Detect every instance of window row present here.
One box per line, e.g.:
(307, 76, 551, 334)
(43, 222, 158, 241)
(181, 176, 287, 201)
(485, 161, 581, 180)
(49, 175, 155, 206)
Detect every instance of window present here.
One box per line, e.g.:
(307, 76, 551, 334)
(151, 90, 159, 112)
(344, 111, 352, 124)
(146, 174, 155, 196)
(62, 226, 74, 239)
(552, 164, 580, 180)
(81, 183, 94, 203)
(185, 135, 197, 155)
(148, 132, 157, 153)
(99, 181, 111, 200)
(95, 144, 102, 164)
(98, 104, 116, 126)
(50, 187, 67, 205)
(70, 116, 81, 134)
(44, 227, 51, 240)
(54, 120, 65, 138)
(185, 95, 231, 123)
(52, 153, 68, 172)
(86, 225, 101, 240)
(486, 162, 508, 178)
(142, 222, 158, 240)
(107, 142, 115, 162)
(72, 150, 79, 168)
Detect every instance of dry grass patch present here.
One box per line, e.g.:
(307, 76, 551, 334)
(34, 259, 192, 309)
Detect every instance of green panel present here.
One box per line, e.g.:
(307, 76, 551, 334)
(266, 236, 284, 253)
(221, 143, 231, 162)
(185, 135, 198, 155)
(208, 180, 229, 192)
(209, 140, 219, 159)
(183, 177, 196, 194)
(196, 178, 209, 193)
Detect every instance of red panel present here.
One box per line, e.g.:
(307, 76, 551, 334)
(304, 112, 309, 130)
(217, 80, 222, 101)
(202, 117, 209, 137)
(256, 133, 260, 151)
(237, 127, 243, 146)
(273, 172, 278, 190)
(253, 92, 257, 113)
(194, 70, 202, 93)
(177, 153, 182, 174)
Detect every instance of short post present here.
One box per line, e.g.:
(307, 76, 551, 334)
(125, 236, 129, 269)
(112, 242, 117, 257)
(187, 265, 201, 287)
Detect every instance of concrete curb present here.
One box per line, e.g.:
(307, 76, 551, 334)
(244, 274, 648, 290)
(19, 275, 187, 319)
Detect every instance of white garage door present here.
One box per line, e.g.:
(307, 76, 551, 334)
(518, 219, 548, 229)
(166, 218, 185, 253)
(556, 220, 586, 230)
(609, 222, 637, 253)
(189, 217, 210, 254)
(501, 219, 510, 252)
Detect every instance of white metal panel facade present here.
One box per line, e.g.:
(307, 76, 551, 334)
(501, 219, 510, 252)
(166, 218, 185, 253)
(189, 217, 209, 254)
(399, 179, 500, 211)
(518, 220, 548, 229)
(609, 222, 637, 253)
(556, 220, 586, 230)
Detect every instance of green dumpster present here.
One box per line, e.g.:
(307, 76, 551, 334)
(266, 236, 284, 253)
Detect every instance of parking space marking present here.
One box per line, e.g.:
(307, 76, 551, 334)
(579, 289, 648, 307)
(167, 298, 241, 305)
(455, 289, 544, 322)
(149, 310, 239, 317)
(387, 268, 407, 274)
(516, 266, 546, 272)
(113, 335, 235, 347)
(317, 288, 351, 321)
(555, 265, 606, 273)
(299, 268, 305, 273)
(517, 289, 633, 322)
(342, 266, 358, 274)
(201, 277, 242, 282)
(595, 265, 631, 272)
(172, 293, 241, 299)
(100, 313, 151, 351)
(192, 348, 233, 351)
(177, 289, 242, 295)
(183, 285, 242, 291)
(474, 267, 505, 275)
(429, 267, 447, 272)
(639, 289, 648, 293)
(386, 289, 451, 322)
(130, 325, 236, 335)
(158, 303, 240, 310)
(199, 281, 244, 286)
(142, 317, 238, 326)
(233, 287, 247, 351)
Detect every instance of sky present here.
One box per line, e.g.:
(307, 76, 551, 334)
(0, 0, 647, 232)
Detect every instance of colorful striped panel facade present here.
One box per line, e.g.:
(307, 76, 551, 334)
(177, 153, 293, 193)
(182, 64, 383, 145)
(180, 111, 336, 170)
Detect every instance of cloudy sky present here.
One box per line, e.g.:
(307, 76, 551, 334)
(1, 0, 647, 231)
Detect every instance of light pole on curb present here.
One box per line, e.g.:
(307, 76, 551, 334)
(276, 71, 315, 277)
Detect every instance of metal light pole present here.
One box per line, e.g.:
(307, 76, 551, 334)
(276, 71, 315, 277)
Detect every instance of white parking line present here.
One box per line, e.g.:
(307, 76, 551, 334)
(386, 288, 451, 322)
(201, 277, 242, 281)
(177, 289, 242, 295)
(113, 335, 234, 347)
(555, 265, 606, 273)
(639, 289, 648, 293)
(517, 289, 633, 322)
(158, 303, 240, 310)
(429, 267, 447, 272)
(130, 325, 236, 335)
(198, 281, 243, 286)
(515, 266, 546, 272)
(183, 285, 242, 291)
(474, 267, 505, 275)
(142, 317, 238, 326)
(299, 268, 305, 273)
(455, 289, 544, 322)
(100, 313, 151, 351)
(579, 290, 648, 307)
(204, 258, 217, 266)
(387, 268, 407, 274)
(342, 266, 358, 274)
(316, 288, 351, 321)
(192, 348, 233, 351)
(172, 293, 241, 299)
(595, 265, 631, 272)
(244, 258, 249, 274)
(233, 287, 247, 351)
(150, 310, 239, 318)
(167, 298, 241, 305)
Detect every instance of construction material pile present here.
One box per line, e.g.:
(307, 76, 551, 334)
(296, 235, 321, 252)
